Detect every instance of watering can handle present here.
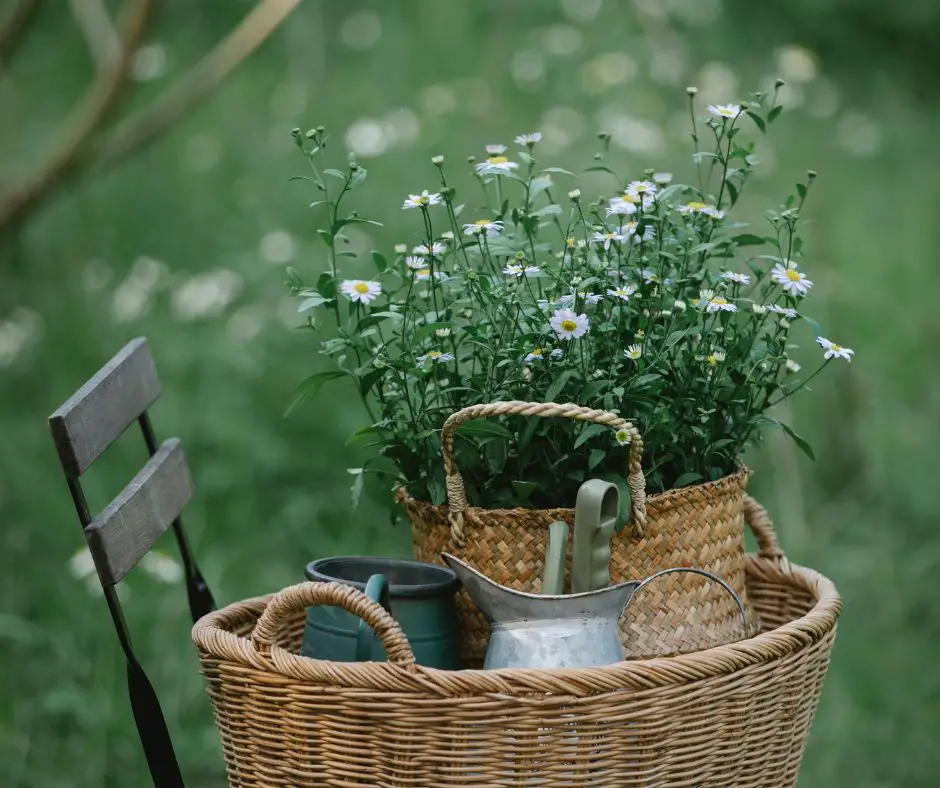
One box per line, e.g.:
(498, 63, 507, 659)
(355, 574, 392, 662)
(632, 568, 750, 636)
(440, 401, 647, 541)
(251, 581, 416, 666)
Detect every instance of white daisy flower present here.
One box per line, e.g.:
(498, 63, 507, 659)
(721, 271, 751, 285)
(412, 242, 447, 257)
(816, 337, 854, 362)
(606, 198, 638, 217)
(475, 153, 520, 175)
(771, 262, 814, 297)
(524, 348, 545, 363)
(625, 180, 657, 199)
(341, 279, 382, 304)
(561, 292, 602, 306)
(614, 427, 632, 446)
(642, 269, 660, 285)
(463, 218, 504, 237)
(767, 304, 798, 318)
(485, 144, 506, 155)
(405, 255, 426, 269)
(707, 104, 743, 119)
(550, 308, 590, 340)
(607, 286, 637, 302)
(705, 294, 737, 313)
(785, 359, 802, 374)
(705, 350, 727, 366)
(624, 221, 655, 243)
(503, 264, 541, 277)
(435, 327, 452, 338)
(653, 172, 673, 185)
(441, 230, 454, 241)
(403, 190, 442, 210)
(678, 201, 723, 219)
(514, 132, 542, 146)
(416, 350, 455, 367)
(413, 268, 448, 281)
(536, 298, 552, 311)
(568, 188, 581, 200)
(624, 344, 643, 360)
(593, 230, 625, 251)
(752, 303, 768, 314)
(549, 348, 564, 359)
(702, 206, 726, 220)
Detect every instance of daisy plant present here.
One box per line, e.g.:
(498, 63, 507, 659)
(286, 85, 853, 512)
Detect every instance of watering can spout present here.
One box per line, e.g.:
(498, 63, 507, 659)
(442, 553, 639, 627)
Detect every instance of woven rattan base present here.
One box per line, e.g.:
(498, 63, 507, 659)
(193, 499, 840, 788)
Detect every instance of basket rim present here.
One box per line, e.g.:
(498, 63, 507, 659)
(398, 465, 751, 519)
(192, 552, 840, 698)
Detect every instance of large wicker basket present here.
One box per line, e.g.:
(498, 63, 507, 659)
(193, 497, 840, 788)
(403, 400, 757, 663)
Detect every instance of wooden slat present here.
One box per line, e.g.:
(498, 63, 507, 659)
(48, 337, 161, 476)
(85, 438, 193, 586)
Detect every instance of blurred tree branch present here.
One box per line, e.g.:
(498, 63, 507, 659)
(0, 0, 40, 63)
(0, 0, 303, 237)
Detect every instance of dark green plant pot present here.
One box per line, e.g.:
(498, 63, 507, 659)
(301, 556, 462, 669)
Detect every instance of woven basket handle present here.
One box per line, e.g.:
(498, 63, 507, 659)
(441, 400, 647, 541)
(251, 581, 416, 666)
(744, 495, 787, 562)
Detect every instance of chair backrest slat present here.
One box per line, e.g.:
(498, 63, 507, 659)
(49, 337, 161, 477)
(85, 438, 194, 586)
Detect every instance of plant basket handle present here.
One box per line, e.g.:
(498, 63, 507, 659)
(744, 495, 788, 563)
(251, 581, 416, 666)
(440, 400, 647, 542)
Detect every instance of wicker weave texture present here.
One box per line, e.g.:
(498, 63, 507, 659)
(404, 401, 756, 662)
(193, 498, 841, 788)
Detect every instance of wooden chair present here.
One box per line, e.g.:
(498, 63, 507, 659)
(49, 338, 215, 788)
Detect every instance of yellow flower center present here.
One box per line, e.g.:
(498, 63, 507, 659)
(635, 330, 646, 339)
(475, 219, 492, 226)
(616, 429, 630, 442)
(707, 354, 719, 366)
(622, 193, 640, 203)
(416, 196, 429, 205)
(416, 269, 430, 277)
(566, 237, 576, 248)
(531, 348, 543, 356)
(428, 351, 442, 359)
(712, 296, 728, 305)
(561, 319, 577, 332)
(831, 344, 842, 352)
(687, 201, 707, 211)
(488, 156, 509, 165)
(785, 268, 802, 282)
(354, 282, 370, 293)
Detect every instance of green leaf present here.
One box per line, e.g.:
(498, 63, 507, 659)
(802, 315, 823, 337)
(780, 422, 816, 460)
(544, 368, 578, 402)
(284, 371, 347, 416)
(536, 203, 563, 217)
(323, 168, 346, 180)
(733, 234, 767, 246)
(746, 110, 766, 133)
(574, 423, 609, 449)
(348, 467, 365, 510)
(583, 165, 618, 175)
(358, 367, 386, 397)
(457, 420, 514, 440)
(768, 105, 784, 123)
(797, 183, 807, 200)
(511, 480, 539, 505)
(529, 175, 553, 201)
(317, 229, 334, 247)
(673, 472, 704, 488)
(541, 167, 575, 176)
(348, 167, 367, 189)
(726, 180, 740, 206)
(298, 294, 328, 312)
(371, 250, 388, 273)
(588, 449, 605, 470)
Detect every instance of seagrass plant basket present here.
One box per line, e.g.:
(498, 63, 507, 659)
(192, 497, 841, 788)
(402, 400, 758, 663)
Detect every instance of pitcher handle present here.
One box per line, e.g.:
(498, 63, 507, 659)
(631, 568, 749, 636)
(355, 574, 391, 662)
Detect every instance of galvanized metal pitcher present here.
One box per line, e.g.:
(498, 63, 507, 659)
(443, 554, 747, 670)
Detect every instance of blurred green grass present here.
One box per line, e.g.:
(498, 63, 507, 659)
(1, 1, 939, 785)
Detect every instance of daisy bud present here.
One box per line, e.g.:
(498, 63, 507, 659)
(466, 271, 478, 281)
(686, 86, 699, 96)
(291, 127, 301, 137)
(807, 170, 817, 181)
(466, 155, 476, 164)
(305, 128, 317, 139)
(674, 300, 687, 312)
(431, 155, 444, 165)
(597, 132, 611, 141)
(774, 78, 786, 88)
(779, 318, 791, 329)
(348, 153, 358, 167)
(593, 153, 603, 160)
(394, 244, 407, 254)
(568, 188, 581, 201)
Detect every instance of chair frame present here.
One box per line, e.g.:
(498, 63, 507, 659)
(49, 338, 215, 788)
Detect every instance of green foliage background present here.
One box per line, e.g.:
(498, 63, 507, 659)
(1, 1, 938, 785)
